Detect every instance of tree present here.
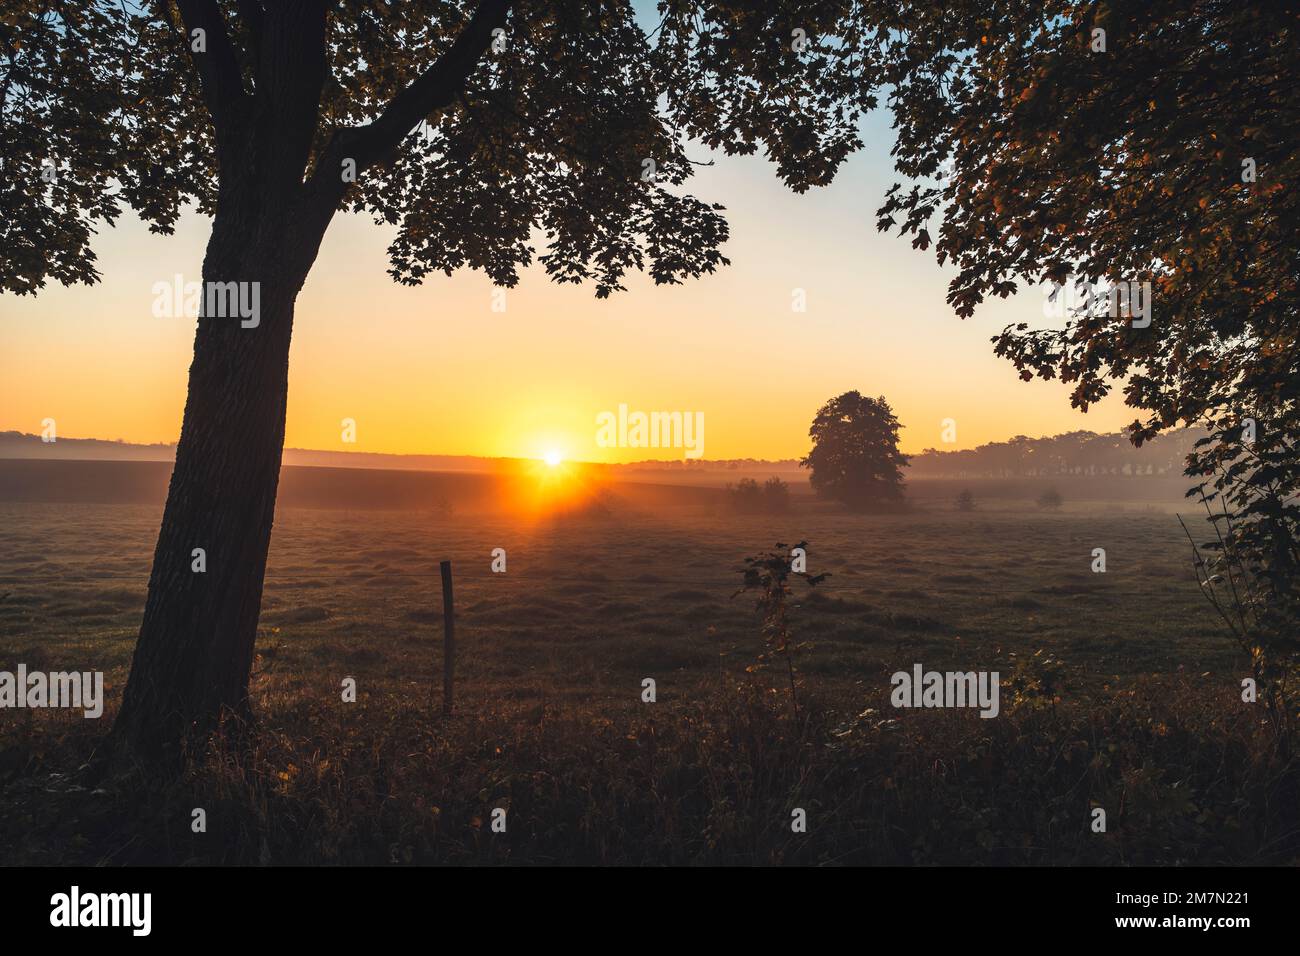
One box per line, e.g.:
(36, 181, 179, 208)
(1, 2, 881, 760)
(873, 2, 1300, 687)
(955, 489, 974, 512)
(801, 391, 908, 510)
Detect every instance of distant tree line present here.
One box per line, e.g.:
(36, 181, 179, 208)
(618, 458, 804, 472)
(908, 429, 1205, 480)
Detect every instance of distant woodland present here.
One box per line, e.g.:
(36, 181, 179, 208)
(906, 429, 1204, 479)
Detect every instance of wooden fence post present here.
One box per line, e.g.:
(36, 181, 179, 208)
(440, 559, 455, 716)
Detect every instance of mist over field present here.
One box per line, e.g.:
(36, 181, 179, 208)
(6, 445, 1286, 867)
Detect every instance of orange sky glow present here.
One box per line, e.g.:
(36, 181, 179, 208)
(0, 113, 1132, 464)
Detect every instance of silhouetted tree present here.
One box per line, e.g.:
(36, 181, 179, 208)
(801, 392, 908, 510)
(1, 2, 883, 761)
(875, 3, 1299, 684)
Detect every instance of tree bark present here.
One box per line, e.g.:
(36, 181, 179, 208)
(112, 197, 321, 763)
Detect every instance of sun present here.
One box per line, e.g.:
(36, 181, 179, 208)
(543, 449, 563, 467)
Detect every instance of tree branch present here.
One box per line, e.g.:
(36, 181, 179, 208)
(257, 1, 329, 194)
(346, 0, 512, 171)
(293, 0, 513, 257)
(170, 0, 248, 135)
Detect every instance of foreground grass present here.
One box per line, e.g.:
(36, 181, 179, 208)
(2, 672, 1296, 866)
(1, 503, 1292, 864)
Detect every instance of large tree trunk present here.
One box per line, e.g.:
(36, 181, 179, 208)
(112, 198, 320, 763)
(109, 0, 343, 764)
(105, 0, 491, 763)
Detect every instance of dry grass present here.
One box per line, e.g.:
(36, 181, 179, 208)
(1, 499, 1295, 865)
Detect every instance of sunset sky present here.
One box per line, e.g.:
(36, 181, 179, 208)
(0, 108, 1132, 465)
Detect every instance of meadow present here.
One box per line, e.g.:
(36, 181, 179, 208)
(1, 470, 1295, 866)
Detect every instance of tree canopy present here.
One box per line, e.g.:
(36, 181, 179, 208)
(801, 390, 908, 509)
(870, 0, 1299, 684)
(1, 1, 884, 298)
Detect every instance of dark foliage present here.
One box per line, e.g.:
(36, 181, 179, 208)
(801, 391, 908, 510)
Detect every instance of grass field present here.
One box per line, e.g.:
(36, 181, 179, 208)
(1, 487, 1296, 866)
(0, 499, 1231, 704)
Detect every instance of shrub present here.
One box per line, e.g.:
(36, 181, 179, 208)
(1036, 488, 1063, 511)
(734, 541, 829, 717)
(762, 476, 791, 513)
(726, 476, 791, 514)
